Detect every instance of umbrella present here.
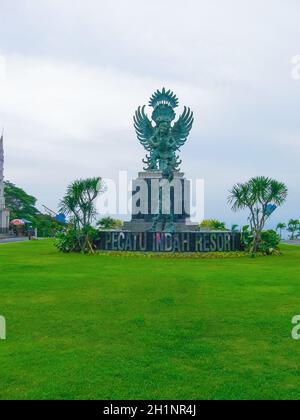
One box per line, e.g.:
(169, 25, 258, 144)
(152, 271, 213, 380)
(10, 219, 32, 226)
(21, 219, 32, 224)
(10, 219, 25, 226)
(55, 213, 66, 224)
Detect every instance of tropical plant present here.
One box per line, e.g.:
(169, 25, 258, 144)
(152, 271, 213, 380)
(276, 223, 286, 240)
(287, 219, 300, 240)
(55, 226, 99, 253)
(240, 226, 280, 255)
(55, 227, 80, 253)
(60, 178, 103, 229)
(199, 219, 227, 231)
(97, 217, 123, 230)
(35, 214, 64, 238)
(260, 230, 281, 255)
(228, 176, 288, 254)
(57, 177, 104, 253)
(240, 225, 254, 251)
(231, 224, 240, 232)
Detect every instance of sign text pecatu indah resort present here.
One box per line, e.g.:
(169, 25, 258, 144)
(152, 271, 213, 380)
(96, 231, 241, 253)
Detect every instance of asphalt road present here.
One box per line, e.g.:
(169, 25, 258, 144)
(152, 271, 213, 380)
(0, 237, 29, 244)
(282, 240, 300, 247)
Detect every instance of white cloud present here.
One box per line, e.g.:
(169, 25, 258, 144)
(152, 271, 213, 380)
(0, 0, 299, 225)
(0, 55, 6, 84)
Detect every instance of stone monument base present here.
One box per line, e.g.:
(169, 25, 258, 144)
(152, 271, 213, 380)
(124, 171, 197, 233)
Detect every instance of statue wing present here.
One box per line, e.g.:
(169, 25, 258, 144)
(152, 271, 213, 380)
(134, 106, 154, 151)
(172, 106, 194, 149)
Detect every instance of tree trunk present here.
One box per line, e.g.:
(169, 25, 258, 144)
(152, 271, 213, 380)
(251, 229, 261, 255)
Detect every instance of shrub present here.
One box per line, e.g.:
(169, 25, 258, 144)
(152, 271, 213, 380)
(240, 227, 280, 255)
(259, 230, 281, 255)
(240, 225, 253, 251)
(35, 214, 64, 238)
(198, 219, 227, 231)
(97, 217, 123, 230)
(55, 226, 99, 253)
(55, 228, 80, 253)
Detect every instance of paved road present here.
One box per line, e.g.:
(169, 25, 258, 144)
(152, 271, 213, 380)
(0, 237, 29, 245)
(282, 240, 300, 247)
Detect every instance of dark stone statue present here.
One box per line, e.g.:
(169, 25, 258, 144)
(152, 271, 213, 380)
(134, 88, 194, 176)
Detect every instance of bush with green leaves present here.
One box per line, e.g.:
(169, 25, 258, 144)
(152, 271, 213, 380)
(258, 230, 280, 255)
(35, 214, 64, 238)
(198, 219, 227, 231)
(55, 226, 99, 253)
(259, 230, 281, 255)
(240, 225, 254, 251)
(55, 228, 80, 253)
(97, 217, 123, 230)
(240, 227, 280, 255)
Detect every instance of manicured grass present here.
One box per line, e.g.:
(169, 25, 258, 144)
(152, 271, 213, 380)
(1, 240, 300, 400)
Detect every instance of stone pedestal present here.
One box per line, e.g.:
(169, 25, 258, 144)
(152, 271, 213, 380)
(123, 171, 198, 232)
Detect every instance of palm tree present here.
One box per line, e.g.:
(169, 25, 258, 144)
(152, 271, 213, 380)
(228, 176, 288, 253)
(231, 224, 239, 232)
(97, 217, 123, 230)
(276, 223, 286, 240)
(287, 219, 300, 240)
(60, 178, 103, 228)
(199, 219, 227, 231)
(60, 177, 104, 252)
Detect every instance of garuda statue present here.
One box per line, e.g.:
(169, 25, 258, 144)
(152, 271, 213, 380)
(134, 88, 194, 178)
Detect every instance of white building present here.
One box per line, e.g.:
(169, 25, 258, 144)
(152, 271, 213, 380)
(0, 134, 10, 233)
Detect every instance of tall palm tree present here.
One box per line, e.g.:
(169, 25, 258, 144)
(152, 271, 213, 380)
(60, 177, 104, 252)
(60, 178, 103, 229)
(287, 219, 300, 240)
(276, 223, 286, 240)
(228, 176, 288, 253)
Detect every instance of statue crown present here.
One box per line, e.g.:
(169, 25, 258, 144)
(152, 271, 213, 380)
(149, 88, 179, 109)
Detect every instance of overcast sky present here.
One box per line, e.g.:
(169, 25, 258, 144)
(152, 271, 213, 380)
(0, 0, 299, 227)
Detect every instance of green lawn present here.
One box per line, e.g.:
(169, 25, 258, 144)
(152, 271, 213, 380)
(1, 240, 300, 400)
